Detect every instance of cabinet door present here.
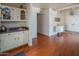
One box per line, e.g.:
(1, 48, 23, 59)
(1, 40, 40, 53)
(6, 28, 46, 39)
(8, 33, 18, 49)
(0, 34, 10, 52)
(0, 33, 17, 52)
(23, 31, 28, 44)
(0, 32, 24, 52)
(15, 32, 24, 46)
(11, 7, 20, 20)
(0, 34, 11, 52)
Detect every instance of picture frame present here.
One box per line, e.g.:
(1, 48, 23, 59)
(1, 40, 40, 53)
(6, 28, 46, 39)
(55, 17, 60, 22)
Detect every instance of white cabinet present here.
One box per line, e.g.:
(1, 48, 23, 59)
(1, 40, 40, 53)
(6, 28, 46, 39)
(0, 33, 16, 52)
(11, 7, 20, 20)
(0, 31, 23, 52)
(1, 5, 27, 21)
(15, 32, 24, 46)
(23, 31, 29, 44)
(0, 31, 29, 52)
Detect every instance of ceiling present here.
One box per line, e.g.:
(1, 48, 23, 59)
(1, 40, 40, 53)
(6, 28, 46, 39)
(1, 3, 79, 10)
(32, 3, 79, 9)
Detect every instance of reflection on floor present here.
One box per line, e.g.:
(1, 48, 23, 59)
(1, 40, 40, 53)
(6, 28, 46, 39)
(6, 32, 79, 56)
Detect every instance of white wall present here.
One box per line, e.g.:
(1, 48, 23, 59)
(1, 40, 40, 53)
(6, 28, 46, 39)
(37, 8, 60, 36)
(37, 8, 49, 36)
(31, 7, 37, 38)
(27, 4, 40, 39)
(49, 8, 58, 36)
(62, 8, 79, 32)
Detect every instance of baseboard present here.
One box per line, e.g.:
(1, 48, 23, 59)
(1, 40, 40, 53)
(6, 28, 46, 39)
(32, 37, 37, 40)
(3, 44, 28, 53)
(65, 30, 79, 34)
(37, 33, 49, 38)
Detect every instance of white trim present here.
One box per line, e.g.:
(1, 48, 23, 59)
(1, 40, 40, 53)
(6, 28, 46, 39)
(58, 4, 79, 11)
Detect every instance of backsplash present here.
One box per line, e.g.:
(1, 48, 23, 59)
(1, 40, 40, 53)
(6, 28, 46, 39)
(1, 21, 28, 28)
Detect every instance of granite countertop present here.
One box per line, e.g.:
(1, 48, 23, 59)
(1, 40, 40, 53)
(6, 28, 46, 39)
(0, 27, 29, 34)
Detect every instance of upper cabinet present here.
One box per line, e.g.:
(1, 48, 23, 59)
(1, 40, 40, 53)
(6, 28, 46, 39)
(0, 5, 27, 21)
(20, 10, 26, 20)
(11, 7, 20, 20)
(2, 7, 11, 20)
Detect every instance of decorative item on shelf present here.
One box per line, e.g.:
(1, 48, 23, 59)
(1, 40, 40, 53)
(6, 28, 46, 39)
(20, 10, 25, 20)
(1, 7, 11, 19)
(20, 5, 26, 20)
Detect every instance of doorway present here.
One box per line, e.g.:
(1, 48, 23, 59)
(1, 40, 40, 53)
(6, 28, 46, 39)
(37, 13, 43, 34)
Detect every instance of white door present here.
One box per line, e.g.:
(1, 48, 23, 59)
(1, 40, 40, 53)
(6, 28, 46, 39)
(23, 31, 28, 44)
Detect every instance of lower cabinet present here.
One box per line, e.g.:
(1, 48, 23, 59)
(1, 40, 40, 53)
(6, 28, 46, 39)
(0, 31, 28, 52)
(23, 31, 29, 44)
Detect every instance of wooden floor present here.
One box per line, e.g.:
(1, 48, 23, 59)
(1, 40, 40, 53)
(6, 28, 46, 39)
(5, 32, 79, 56)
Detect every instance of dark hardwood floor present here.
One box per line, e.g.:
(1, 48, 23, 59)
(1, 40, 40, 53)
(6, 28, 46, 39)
(5, 32, 79, 56)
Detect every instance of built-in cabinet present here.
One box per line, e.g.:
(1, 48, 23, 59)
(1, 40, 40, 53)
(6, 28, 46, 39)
(0, 5, 30, 52)
(0, 5, 27, 21)
(11, 7, 20, 20)
(0, 31, 28, 52)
